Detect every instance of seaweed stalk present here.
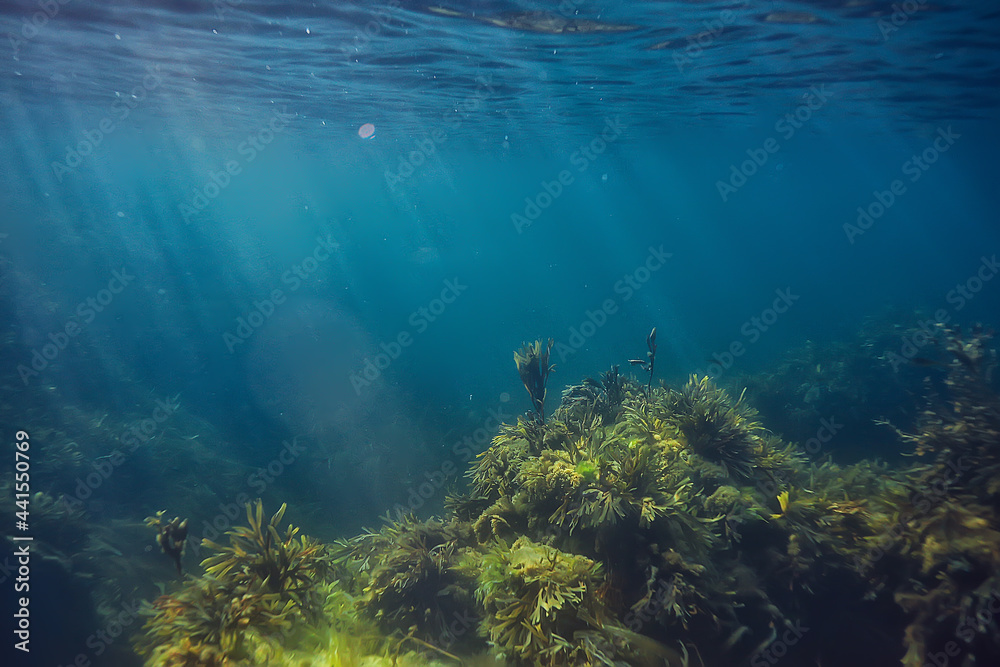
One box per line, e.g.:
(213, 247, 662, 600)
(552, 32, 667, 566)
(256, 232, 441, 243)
(144, 510, 189, 574)
(515, 339, 555, 422)
(628, 327, 658, 393)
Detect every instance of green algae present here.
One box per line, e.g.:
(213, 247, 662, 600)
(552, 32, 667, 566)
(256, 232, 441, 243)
(131, 325, 1000, 667)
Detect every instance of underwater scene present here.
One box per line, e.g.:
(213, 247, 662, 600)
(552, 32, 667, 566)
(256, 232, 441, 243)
(2, 0, 1000, 666)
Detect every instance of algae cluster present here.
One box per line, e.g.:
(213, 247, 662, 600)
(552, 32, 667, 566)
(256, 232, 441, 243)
(131, 330, 1000, 666)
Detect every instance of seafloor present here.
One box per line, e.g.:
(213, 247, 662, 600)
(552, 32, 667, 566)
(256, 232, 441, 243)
(3, 315, 1000, 667)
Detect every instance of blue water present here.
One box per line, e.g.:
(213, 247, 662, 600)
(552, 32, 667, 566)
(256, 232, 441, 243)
(1, 0, 999, 664)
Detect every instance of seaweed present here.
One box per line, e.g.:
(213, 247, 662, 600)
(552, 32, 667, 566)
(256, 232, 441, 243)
(462, 537, 626, 666)
(628, 327, 658, 393)
(561, 365, 632, 424)
(333, 515, 482, 651)
(145, 511, 189, 574)
(859, 325, 1000, 666)
(662, 375, 763, 482)
(514, 339, 555, 422)
(201, 501, 330, 603)
(136, 501, 334, 666)
(126, 321, 1000, 667)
